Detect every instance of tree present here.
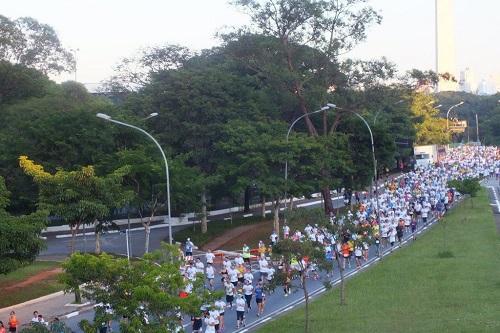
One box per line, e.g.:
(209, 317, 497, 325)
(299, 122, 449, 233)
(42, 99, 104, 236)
(0, 176, 47, 274)
(448, 178, 481, 208)
(100, 148, 202, 252)
(217, 119, 289, 232)
(411, 92, 450, 145)
(99, 44, 192, 92)
(0, 83, 121, 214)
(226, 0, 385, 213)
(60, 243, 220, 332)
(273, 233, 331, 333)
(19, 156, 132, 253)
(0, 60, 53, 105)
(0, 15, 74, 74)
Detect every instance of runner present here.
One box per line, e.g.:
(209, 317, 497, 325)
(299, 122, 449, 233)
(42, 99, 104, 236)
(185, 238, 194, 262)
(254, 283, 266, 317)
(235, 294, 246, 328)
(8, 311, 18, 333)
(224, 279, 235, 308)
(205, 249, 215, 266)
(206, 263, 215, 291)
(242, 279, 254, 311)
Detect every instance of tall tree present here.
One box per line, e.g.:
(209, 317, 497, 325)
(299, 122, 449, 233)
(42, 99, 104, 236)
(0, 176, 47, 274)
(411, 92, 450, 145)
(19, 156, 132, 253)
(0, 15, 74, 74)
(227, 0, 384, 213)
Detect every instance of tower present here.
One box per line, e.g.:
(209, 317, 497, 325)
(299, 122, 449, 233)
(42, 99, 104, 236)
(435, 0, 458, 92)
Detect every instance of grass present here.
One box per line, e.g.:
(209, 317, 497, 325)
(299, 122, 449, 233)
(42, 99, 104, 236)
(0, 261, 64, 308)
(258, 189, 500, 333)
(173, 215, 272, 248)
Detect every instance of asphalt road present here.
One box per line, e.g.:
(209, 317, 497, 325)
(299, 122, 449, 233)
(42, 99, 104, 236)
(39, 195, 350, 260)
(61, 201, 449, 333)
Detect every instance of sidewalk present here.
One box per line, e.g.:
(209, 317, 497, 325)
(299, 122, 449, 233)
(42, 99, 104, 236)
(0, 292, 92, 329)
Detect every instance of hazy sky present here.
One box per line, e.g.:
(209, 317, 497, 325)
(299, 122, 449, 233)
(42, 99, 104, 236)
(2, 0, 499, 88)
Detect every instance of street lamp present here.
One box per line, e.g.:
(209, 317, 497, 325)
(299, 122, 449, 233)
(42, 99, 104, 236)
(70, 48, 79, 82)
(284, 105, 331, 213)
(96, 113, 173, 245)
(327, 103, 380, 223)
(446, 101, 464, 130)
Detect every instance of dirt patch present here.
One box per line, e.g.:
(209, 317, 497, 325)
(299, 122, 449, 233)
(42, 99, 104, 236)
(3, 268, 62, 291)
(202, 220, 273, 251)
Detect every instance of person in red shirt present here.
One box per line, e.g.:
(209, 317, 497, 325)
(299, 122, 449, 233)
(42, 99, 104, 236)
(0, 320, 7, 333)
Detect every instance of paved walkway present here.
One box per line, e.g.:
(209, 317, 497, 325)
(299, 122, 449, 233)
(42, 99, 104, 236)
(0, 292, 91, 330)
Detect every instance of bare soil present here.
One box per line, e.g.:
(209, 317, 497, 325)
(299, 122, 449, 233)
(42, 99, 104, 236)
(3, 268, 62, 291)
(202, 220, 273, 251)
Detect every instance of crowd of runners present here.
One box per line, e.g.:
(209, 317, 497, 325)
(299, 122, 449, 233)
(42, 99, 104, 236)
(177, 145, 499, 333)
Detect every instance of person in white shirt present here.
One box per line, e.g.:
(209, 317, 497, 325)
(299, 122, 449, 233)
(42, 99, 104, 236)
(258, 256, 268, 281)
(234, 254, 244, 266)
(195, 258, 205, 274)
(228, 267, 239, 287)
(283, 224, 290, 239)
(31, 311, 39, 325)
(204, 314, 218, 333)
(242, 280, 254, 311)
(270, 231, 278, 246)
(205, 249, 215, 265)
(224, 280, 235, 308)
(186, 264, 197, 281)
(206, 263, 215, 291)
(236, 294, 246, 328)
(244, 269, 254, 284)
(214, 299, 226, 331)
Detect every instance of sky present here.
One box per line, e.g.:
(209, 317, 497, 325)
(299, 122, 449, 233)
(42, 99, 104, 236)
(2, 0, 499, 90)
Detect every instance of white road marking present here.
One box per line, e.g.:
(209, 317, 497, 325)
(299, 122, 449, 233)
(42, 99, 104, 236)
(66, 311, 79, 318)
(487, 186, 500, 211)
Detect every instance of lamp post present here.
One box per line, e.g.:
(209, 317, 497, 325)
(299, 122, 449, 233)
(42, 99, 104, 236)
(96, 113, 173, 245)
(446, 101, 464, 130)
(327, 104, 380, 223)
(284, 105, 331, 214)
(70, 48, 79, 82)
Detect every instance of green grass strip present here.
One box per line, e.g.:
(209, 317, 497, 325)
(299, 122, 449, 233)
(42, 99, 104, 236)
(258, 189, 500, 333)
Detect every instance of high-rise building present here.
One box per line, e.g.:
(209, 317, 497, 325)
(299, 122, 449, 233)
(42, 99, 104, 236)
(458, 67, 476, 93)
(435, 0, 458, 92)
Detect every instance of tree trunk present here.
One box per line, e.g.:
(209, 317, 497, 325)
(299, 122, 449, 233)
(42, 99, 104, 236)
(302, 273, 310, 333)
(201, 191, 208, 233)
(321, 187, 334, 214)
(74, 286, 82, 304)
(244, 186, 251, 212)
(70, 225, 76, 254)
(261, 196, 266, 218)
(273, 199, 280, 234)
(95, 229, 101, 254)
(144, 225, 150, 254)
(70, 223, 80, 254)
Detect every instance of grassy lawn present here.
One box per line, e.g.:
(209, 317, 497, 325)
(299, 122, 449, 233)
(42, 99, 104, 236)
(173, 215, 272, 248)
(258, 189, 500, 333)
(0, 261, 64, 308)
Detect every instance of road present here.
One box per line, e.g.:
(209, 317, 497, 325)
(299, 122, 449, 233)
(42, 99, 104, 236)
(61, 200, 449, 333)
(39, 194, 351, 260)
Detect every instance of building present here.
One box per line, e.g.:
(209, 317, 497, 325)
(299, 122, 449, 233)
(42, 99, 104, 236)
(435, 0, 458, 92)
(458, 67, 476, 93)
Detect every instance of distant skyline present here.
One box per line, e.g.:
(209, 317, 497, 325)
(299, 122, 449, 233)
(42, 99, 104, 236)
(2, 0, 499, 90)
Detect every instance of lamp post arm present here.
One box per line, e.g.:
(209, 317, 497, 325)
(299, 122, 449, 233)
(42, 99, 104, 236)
(105, 118, 173, 245)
